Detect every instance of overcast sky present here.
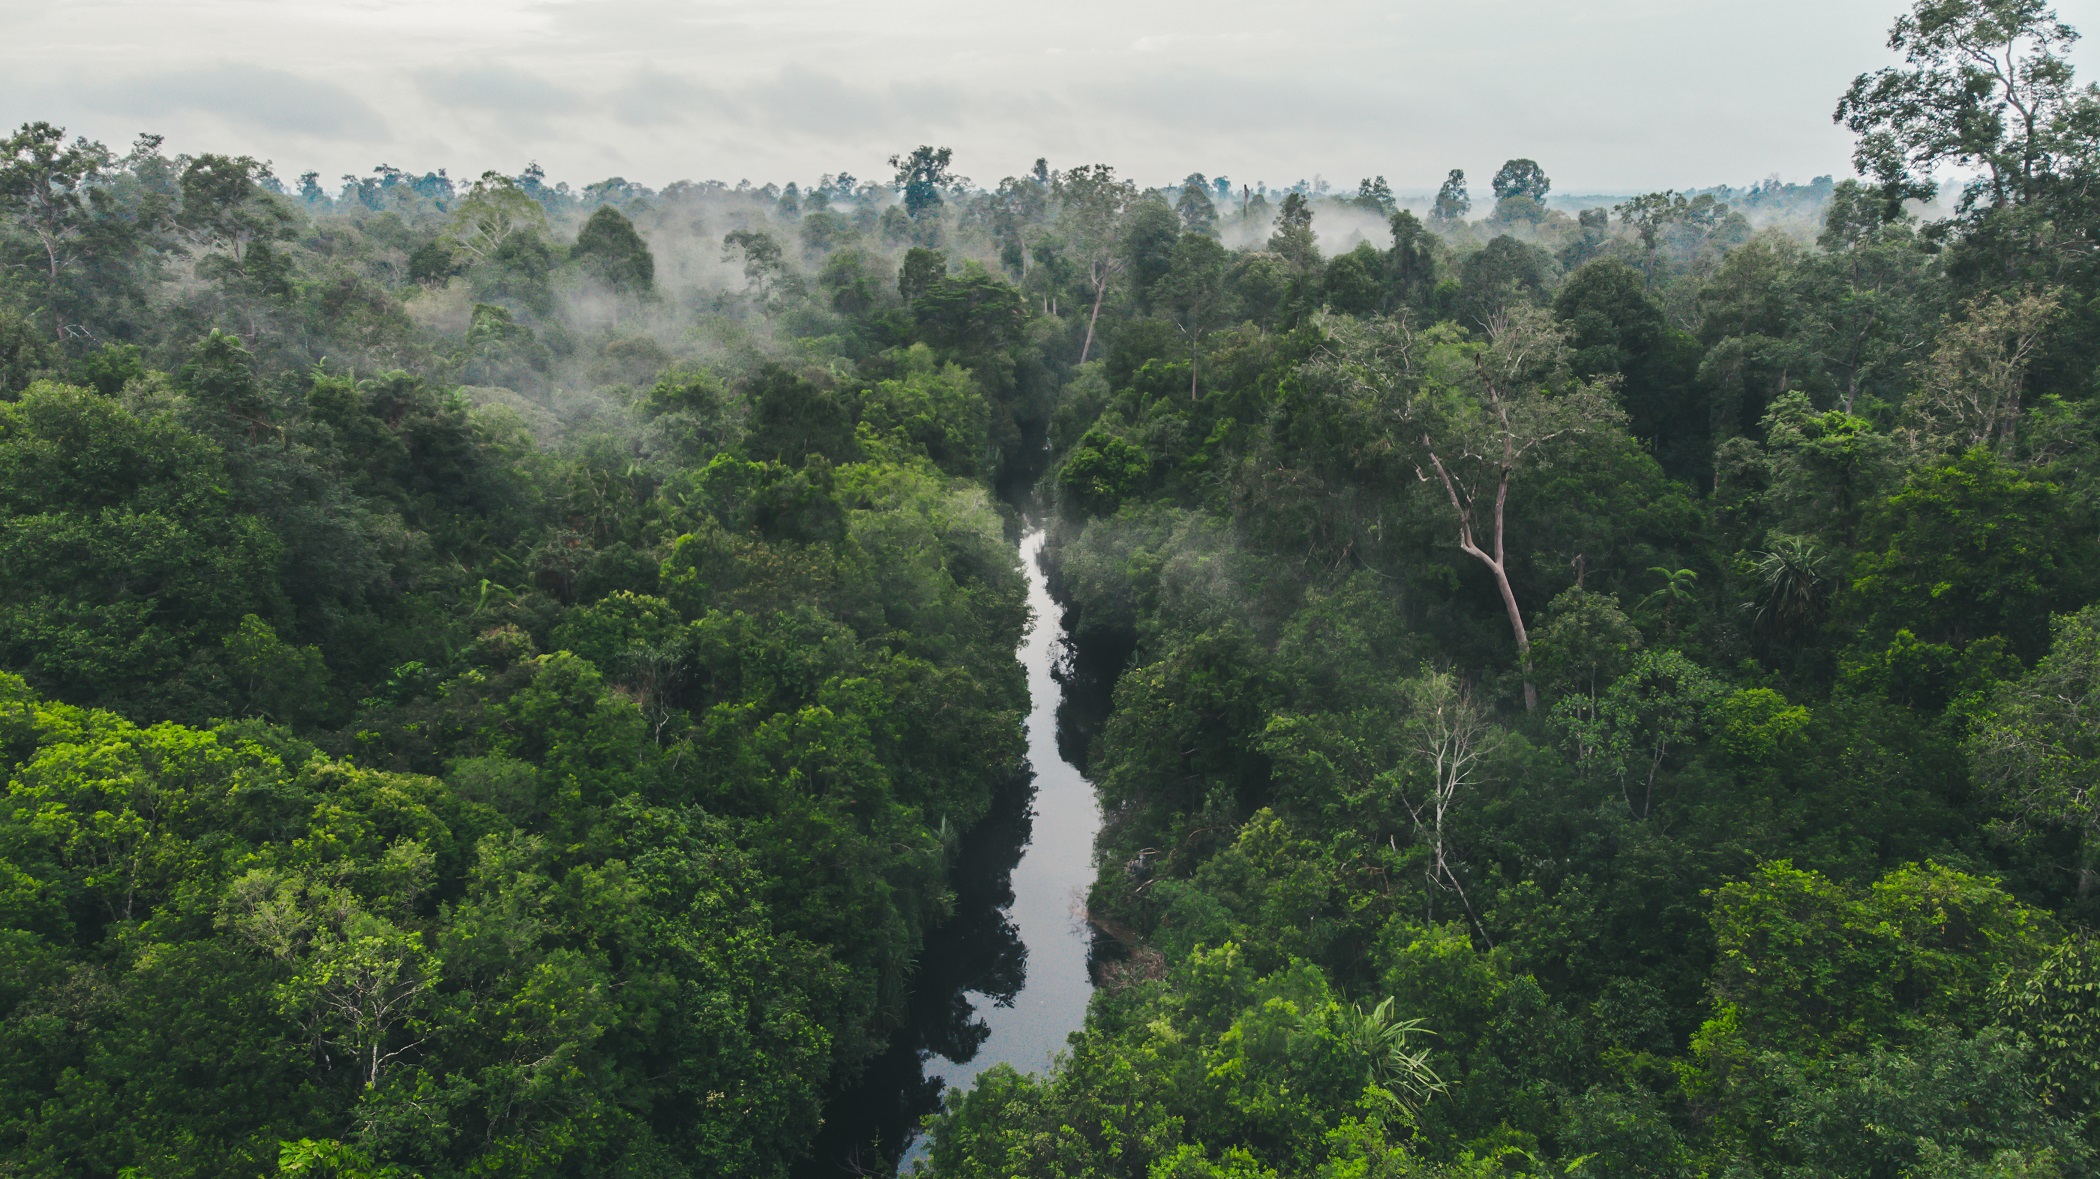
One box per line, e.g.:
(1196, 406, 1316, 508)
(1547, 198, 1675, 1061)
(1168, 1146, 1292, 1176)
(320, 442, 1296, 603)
(4, 0, 2095, 196)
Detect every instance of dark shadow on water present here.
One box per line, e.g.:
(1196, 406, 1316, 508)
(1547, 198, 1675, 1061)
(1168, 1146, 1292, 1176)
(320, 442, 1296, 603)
(791, 769, 1033, 1178)
(799, 522, 1121, 1178)
(1049, 626, 1128, 779)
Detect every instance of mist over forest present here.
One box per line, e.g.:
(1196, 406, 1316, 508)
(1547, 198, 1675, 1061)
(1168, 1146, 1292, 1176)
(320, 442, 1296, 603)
(2, 0, 2099, 1176)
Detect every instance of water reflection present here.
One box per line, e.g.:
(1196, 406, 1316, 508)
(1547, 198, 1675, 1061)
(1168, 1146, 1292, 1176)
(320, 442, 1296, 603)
(791, 774, 1031, 1176)
(796, 529, 1101, 1177)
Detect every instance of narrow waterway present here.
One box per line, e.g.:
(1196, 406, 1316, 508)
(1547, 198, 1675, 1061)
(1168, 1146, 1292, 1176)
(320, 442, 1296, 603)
(930, 527, 1100, 1086)
(795, 525, 1106, 1177)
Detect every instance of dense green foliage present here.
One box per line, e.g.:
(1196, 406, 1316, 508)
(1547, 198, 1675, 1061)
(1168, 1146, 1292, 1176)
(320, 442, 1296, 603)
(3, 0, 2100, 1174)
(0, 131, 1047, 1178)
(925, 1, 2100, 1176)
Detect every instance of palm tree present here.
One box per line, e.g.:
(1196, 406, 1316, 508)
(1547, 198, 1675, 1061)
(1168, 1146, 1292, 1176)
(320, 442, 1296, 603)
(1640, 566, 1699, 638)
(1347, 997, 1445, 1111)
(1745, 535, 1827, 641)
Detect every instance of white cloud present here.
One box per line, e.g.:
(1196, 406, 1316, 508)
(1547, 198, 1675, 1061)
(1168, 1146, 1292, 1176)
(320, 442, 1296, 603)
(79, 64, 387, 139)
(2, 0, 2095, 193)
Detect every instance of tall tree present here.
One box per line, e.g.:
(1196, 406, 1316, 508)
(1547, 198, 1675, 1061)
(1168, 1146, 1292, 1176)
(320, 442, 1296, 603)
(1315, 308, 1623, 709)
(1268, 192, 1319, 272)
(1398, 668, 1500, 932)
(440, 171, 549, 264)
(1491, 159, 1552, 202)
(991, 171, 1050, 279)
(1972, 604, 2100, 896)
(1354, 176, 1397, 216)
(1836, 0, 2085, 209)
(176, 154, 290, 267)
(1432, 169, 1471, 223)
(1553, 258, 1706, 480)
(0, 122, 113, 339)
(722, 229, 795, 301)
(1055, 164, 1137, 364)
(1156, 233, 1234, 399)
(889, 145, 956, 220)
(1387, 211, 1438, 315)
(1905, 287, 2061, 452)
(1175, 173, 1218, 236)
(1122, 196, 1181, 311)
(572, 205, 656, 297)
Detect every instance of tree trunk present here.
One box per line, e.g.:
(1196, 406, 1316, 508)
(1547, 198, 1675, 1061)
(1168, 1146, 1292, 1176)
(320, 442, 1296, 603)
(1480, 550, 1537, 711)
(44, 236, 63, 341)
(1427, 448, 1536, 709)
(1080, 277, 1107, 364)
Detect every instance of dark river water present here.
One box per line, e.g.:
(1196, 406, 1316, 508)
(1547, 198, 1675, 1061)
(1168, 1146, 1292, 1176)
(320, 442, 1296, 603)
(794, 527, 1109, 1177)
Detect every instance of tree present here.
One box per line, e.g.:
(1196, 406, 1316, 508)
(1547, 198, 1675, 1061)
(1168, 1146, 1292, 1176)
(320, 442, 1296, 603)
(857, 344, 990, 476)
(0, 380, 281, 709)
(571, 205, 655, 296)
(1432, 168, 1471, 223)
(1315, 308, 1623, 708)
(1759, 392, 1902, 544)
(1322, 243, 1386, 317)
(226, 869, 438, 1092)
(898, 245, 946, 303)
(177, 153, 291, 267)
(1055, 164, 1138, 364)
(1176, 173, 1218, 235)
(889, 145, 955, 219)
(0, 122, 114, 338)
(1491, 159, 1552, 203)
(1454, 235, 1553, 329)
(1397, 668, 1500, 933)
(1567, 649, 1723, 818)
(910, 267, 1025, 357)
(440, 171, 549, 264)
(1850, 448, 2078, 655)
(222, 613, 329, 725)
(1905, 287, 2061, 454)
(1156, 234, 1235, 399)
(1122, 196, 1182, 310)
(1553, 258, 1704, 479)
(1835, 0, 2085, 209)
(1639, 566, 1700, 639)
(1996, 936, 2100, 1118)
(1387, 211, 1438, 316)
(1346, 996, 1445, 1111)
(742, 365, 855, 466)
(1745, 534, 1832, 641)
(1971, 604, 2100, 896)
(0, 300, 55, 393)
(276, 1138, 414, 1179)
(722, 229, 795, 300)
(1612, 190, 1735, 264)
(991, 171, 1050, 278)
(1353, 176, 1397, 216)
(1268, 192, 1319, 272)
(1533, 585, 1644, 712)
(1795, 182, 1941, 415)
(1704, 860, 2053, 1053)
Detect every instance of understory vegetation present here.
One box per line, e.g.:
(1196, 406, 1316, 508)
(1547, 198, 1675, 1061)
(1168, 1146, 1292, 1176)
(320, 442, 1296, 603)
(1, 0, 2099, 1175)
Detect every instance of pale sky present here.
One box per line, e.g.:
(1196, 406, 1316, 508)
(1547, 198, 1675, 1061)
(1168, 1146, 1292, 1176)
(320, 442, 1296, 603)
(4, 0, 2092, 196)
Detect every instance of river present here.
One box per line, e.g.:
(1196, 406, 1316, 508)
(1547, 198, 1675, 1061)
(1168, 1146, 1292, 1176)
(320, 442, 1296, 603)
(926, 527, 1101, 1087)
(794, 526, 1107, 1177)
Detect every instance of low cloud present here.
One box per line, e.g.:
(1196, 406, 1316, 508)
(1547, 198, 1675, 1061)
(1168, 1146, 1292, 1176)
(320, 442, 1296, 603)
(82, 64, 386, 139)
(607, 69, 718, 127)
(418, 64, 578, 116)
